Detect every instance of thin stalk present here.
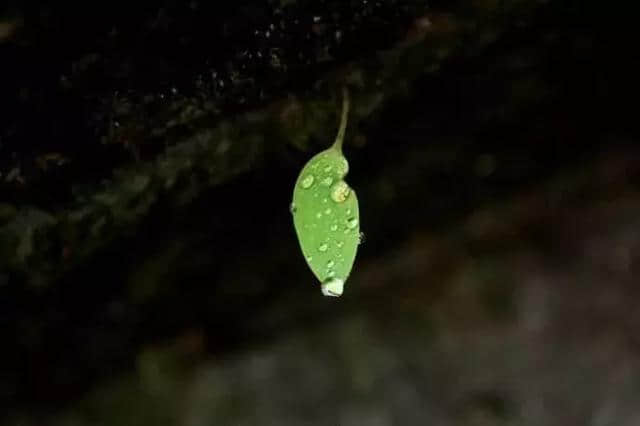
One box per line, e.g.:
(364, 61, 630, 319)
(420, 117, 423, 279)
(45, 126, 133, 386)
(332, 87, 350, 153)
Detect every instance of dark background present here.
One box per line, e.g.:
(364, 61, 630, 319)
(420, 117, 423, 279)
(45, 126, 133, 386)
(1, 1, 639, 424)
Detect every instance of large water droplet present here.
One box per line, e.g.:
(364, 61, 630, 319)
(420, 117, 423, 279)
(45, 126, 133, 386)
(340, 158, 349, 176)
(346, 217, 358, 229)
(300, 175, 315, 188)
(330, 181, 351, 203)
(321, 277, 343, 297)
(318, 243, 328, 252)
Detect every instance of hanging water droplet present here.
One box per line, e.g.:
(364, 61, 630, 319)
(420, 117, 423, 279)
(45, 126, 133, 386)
(290, 202, 297, 214)
(318, 243, 328, 252)
(330, 181, 351, 203)
(330, 224, 338, 231)
(321, 277, 343, 297)
(346, 217, 358, 229)
(321, 176, 333, 186)
(327, 260, 335, 268)
(300, 175, 315, 188)
(359, 232, 366, 244)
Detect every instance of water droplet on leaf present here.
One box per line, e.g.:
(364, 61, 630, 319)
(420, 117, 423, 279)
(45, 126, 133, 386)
(318, 243, 328, 252)
(330, 181, 351, 203)
(300, 175, 315, 188)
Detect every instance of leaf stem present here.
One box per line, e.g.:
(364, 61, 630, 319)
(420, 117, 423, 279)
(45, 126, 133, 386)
(332, 87, 350, 153)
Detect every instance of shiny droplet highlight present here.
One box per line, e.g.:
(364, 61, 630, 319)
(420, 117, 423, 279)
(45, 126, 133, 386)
(300, 175, 315, 188)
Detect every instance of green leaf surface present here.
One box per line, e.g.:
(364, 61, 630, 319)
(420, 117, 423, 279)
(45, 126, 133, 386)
(291, 89, 360, 297)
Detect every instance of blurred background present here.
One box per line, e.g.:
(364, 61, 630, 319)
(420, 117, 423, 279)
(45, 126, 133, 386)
(1, 0, 639, 425)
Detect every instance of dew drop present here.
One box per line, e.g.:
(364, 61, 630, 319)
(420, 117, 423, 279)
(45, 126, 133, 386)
(346, 217, 359, 229)
(321, 176, 333, 186)
(323, 165, 333, 173)
(330, 181, 351, 203)
(316, 212, 322, 219)
(359, 232, 366, 244)
(327, 260, 335, 268)
(324, 208, 332, 215)
(289, 202, 297, 214)
(321, 277, 343, 297)
(339, 158, 349, 176)
(306, 255, 313, 262)
(336, 241, 344, 248)
(318, 243, 328, 252)
(300, 175, 315, 188)
(330, 224, 338, 231)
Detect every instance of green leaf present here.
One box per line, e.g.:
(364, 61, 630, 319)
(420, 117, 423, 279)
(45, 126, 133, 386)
(291, 89, 360, 297)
